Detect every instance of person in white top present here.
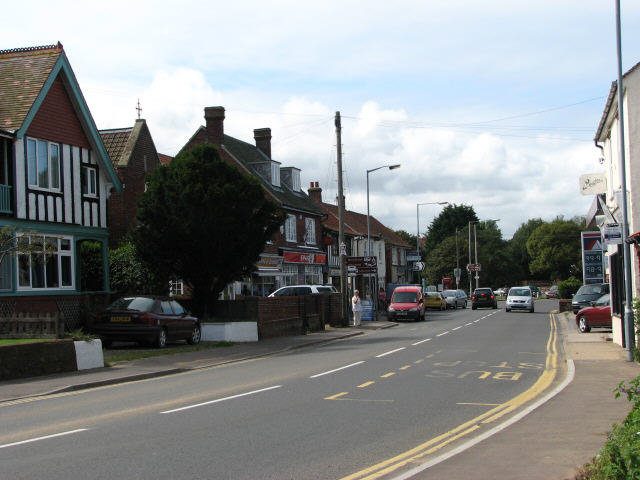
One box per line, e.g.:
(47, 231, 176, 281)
(351, 289, 362, 326)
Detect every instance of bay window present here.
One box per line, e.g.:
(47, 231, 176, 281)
(17, 235, 73, 290)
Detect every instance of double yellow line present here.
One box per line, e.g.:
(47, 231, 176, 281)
(340, 314, 560, 480)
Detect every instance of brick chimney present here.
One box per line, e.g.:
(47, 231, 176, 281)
(308, 181, 322, 204)
(254, 128, 272, 158)
(204, 106, 225, 145)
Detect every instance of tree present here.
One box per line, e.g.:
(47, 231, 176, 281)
(134, 144, 284, 317)
(506, 218, 545, 282)
(526, 218, 585, 281)
(422, 204, 478, 257)
(110, 241, 164, 297)
(0, 225, 57, 267)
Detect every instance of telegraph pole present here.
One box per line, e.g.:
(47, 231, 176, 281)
(335, 112, 349, 326)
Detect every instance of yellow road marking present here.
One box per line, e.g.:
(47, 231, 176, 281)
(457, 402, 501, 406)
(380, 372, 395, 378)
(358, 382, 375, 388)
(399, 365, 411, 370)
(325, 392, 349, 400)
(414, 359, 424, 364)
(340, 314, 560, 480)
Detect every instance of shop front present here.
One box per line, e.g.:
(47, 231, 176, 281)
(282, 250, 327, 286)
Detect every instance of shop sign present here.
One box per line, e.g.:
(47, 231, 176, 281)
(283, 252, 327, 264)
(256, 256, 283, 269)
(346, 256, 377, 274)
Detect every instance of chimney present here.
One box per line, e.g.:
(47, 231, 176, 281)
(308, 181, 322, 204)
(204, 106, 225, 145)
(254, 128, 272, 158)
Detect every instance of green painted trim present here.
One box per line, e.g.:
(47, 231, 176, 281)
(0, 218, 108, 239)
(15, 53, 122, 194)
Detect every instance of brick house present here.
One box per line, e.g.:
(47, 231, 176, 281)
(0, 43, 122, 323)
(307, 181, 412, 299)
(180, 106, 326, 296)
(99, 119, 161, 247)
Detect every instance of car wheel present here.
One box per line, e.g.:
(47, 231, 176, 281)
(472, 305, 477, 310)
(155, 328, 167, 348)
(530, 306, 534, 313)
(578, 317, 591, 333)
(506, 307, 511, 312)
(463, 301, 467, 309)
(454, 303, 457, 310)
(187, 324, 201, 345)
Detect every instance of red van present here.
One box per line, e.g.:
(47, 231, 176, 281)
(387, 285, 425, 322)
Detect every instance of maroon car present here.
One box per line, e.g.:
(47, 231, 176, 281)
(92, 296, 201, 348)
(575, 294, 611, 333)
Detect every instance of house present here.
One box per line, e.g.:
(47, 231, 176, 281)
(99, 119, 161, 247)
(0, 43, 121, 324)
(307, 181, 412, 300)
(180, 106, 326, 296)
(589, 60, 640, 347)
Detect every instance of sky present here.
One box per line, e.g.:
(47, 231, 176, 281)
(5, 1, 640, 239)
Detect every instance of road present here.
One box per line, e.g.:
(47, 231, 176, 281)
(0, 300, 561, 480)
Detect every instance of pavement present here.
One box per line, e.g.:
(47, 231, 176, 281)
(1, 312, 639, 480)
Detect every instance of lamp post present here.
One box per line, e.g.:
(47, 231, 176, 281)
(468, 219, 499, 291)
(366, 164, 401, 256)
(468, 221, 478, 294)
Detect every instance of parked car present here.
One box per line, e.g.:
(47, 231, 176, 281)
(442, 289, 467, 309)
(471, 288, 497, 310)
(571, 283, 609, 313)
(387, 285, 425, 321)
(268, 285, 338, 297)
(424, 291, 447, 310)
(91, 296, 201, 348)
(506, 286, 534, 313)
(545, 285, 558, 298)
(575, 294, 612, 333)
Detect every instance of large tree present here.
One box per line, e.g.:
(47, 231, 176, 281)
(134, 144, 284, 317)
(526, 218, 585, 281)
(506, 218, 546, 281)
(395, 229, 417, 250)
(422, 204, 478, 257)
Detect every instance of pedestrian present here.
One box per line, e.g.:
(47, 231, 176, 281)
(351, 289, 363, 326)
(378, 287, 387, 310)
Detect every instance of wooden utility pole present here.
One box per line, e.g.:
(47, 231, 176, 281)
(335, 111, 349, 326)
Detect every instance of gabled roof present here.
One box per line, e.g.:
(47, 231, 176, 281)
(222, 134, 324, 216)
(595, 60, 640, 143)
(318, 201, 412, 248)
(0, 43, 121, 192)
(100, 119, 152, 168)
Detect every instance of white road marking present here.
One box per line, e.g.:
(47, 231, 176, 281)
(0, 429, 88, 449)
(465, 323, 473, 326)
(436, 331, 450, 337)
(310, 361, 365, 378)
(376, 347, 406, 358)
(161, 386, 282, 413)
(452, 326, 462, 331)
(412, 338, 432, 346)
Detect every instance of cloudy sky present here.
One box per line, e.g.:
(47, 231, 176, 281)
(5, 1, 640, 238)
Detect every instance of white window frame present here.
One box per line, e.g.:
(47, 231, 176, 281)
(283, 264, 298, 286)
(16, 235, 74, 290)
(285, 214, 297, 242)
(304, 265, 322, 284)
(26, 137, 61, 192)
(271, 162, 280, 187)
(304, 218, 316, 245)
(292, 169, 301, 191)
(82, 165, 98, 197)
(169, 278, 184, 296)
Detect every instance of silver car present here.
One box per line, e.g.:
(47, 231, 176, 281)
(506, 286, 534, 313)
(442, 289, 467, 309)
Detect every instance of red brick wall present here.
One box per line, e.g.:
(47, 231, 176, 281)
(26, 75, 90, 148)
(108, 124, 160, 246)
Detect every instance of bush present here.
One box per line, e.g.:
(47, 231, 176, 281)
(583, 376, 640, 479)
(558, 276, 582, 299)
(109, 241, 165, 296)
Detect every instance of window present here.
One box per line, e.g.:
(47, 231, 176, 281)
(17, 235, 73, 290)
(285, 214, 296, 242)
(271, 162, 280, 187)
(304, 218, 316, 244)
(283, 264, 298, 285)
(304, 265, 322, 284)
(82, 166, 97, 196)
(0, 254, 11, 290)
(169, 279, 184, 296)
(26, 138, 61, 191)
(292, 169, 300, 191)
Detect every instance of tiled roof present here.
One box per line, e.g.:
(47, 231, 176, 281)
(99, 127, 133, 167)
(222, 134, 324, 216)
(158, 153, 173, 165)
(0, 43, 63, 132)
(318, 201, 412, 248)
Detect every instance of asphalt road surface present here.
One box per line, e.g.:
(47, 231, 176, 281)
(0, 300, 560, 480)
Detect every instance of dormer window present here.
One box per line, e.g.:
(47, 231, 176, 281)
(291, 169, 300, 191)
(271, 162, 280, 187)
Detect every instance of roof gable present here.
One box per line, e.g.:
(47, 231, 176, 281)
(0, 43, 121, 192)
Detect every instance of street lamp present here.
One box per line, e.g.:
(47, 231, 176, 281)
(468, 219, 499, 291)
(366, 164, 401, 256)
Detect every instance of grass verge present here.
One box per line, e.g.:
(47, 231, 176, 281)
(103, 341, 233, 364)
(0, 338, 52, 346)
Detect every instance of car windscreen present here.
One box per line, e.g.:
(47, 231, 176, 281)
(576, 284, 606, 295)
(316, 287, 335, 293)
(392, 292, 418, 303)
(475, 289, 492, 294)
(442, 291, 456, 297)
(107, 297, 156, 312)
(509, 289, 531, 297)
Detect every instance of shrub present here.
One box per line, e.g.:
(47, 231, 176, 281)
(558, 276, 582, 299)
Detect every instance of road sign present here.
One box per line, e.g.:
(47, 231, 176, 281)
(467, 263, 481, 272)
(413, 261, 425, 271)
(602, 222, 622, 245)
(346, 256, 377, 274)
(453, 267, 462, 279)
